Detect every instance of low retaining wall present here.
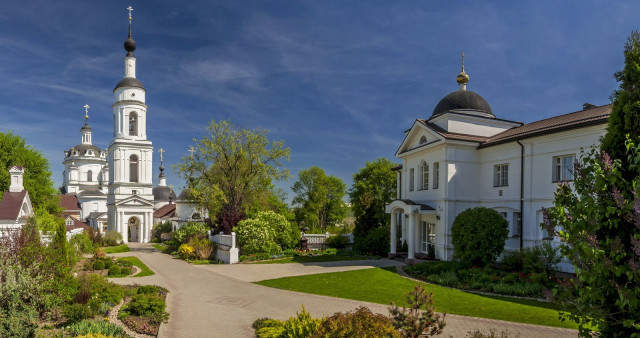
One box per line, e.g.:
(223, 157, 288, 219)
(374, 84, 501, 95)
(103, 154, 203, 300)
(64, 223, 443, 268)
(210, 232, 239, 264)
(303, 232, 353, 249)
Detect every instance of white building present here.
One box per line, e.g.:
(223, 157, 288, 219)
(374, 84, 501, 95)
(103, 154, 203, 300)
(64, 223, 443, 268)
(106, 16, 155, 243)
(386, 63, 608, 271)
(0, 166, 34, 234)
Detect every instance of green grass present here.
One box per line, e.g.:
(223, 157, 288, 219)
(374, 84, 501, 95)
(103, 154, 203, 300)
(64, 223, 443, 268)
(252, 255, 377, 264)
(255, 267, 578, 329)
(152, 243, 169, 252)
(115, 256, 154, 277)
(101, 244, 130, 254)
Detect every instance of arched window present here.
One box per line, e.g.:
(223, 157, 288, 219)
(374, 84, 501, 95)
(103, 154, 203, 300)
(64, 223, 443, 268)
(129, 155, 139, 182)
(87, 170, 93, 182)
(419, 135, 427, 145)
(420, 161, 429, 190)
(129, 112, 138, 136)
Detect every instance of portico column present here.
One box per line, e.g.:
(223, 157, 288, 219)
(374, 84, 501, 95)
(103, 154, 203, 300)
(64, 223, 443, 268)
(390, 212, 397, 256)
(408, 212, 415, 262)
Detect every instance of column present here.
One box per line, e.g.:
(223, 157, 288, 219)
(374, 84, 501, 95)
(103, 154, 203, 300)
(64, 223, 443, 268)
(408, 212, 415, 261)
(390, 212, 397, 256)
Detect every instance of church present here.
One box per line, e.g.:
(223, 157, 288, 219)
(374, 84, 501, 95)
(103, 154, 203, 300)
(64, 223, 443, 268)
(60, 10, 182, 243)
(386, 56, 609, 272)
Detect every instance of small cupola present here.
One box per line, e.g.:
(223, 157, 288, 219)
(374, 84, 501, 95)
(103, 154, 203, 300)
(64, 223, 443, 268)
(9, 166, 24, 192)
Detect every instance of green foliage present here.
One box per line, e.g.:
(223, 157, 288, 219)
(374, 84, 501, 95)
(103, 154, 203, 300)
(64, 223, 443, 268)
(68, 320, 126, 337)
(152, 221, 173, 242)
(451, 207, 509, 266)
(187, 234, 216, 260)
(353, 224, 389, 255)
(467, 328, 519, 338)
(388, 284, 446, 337)
(545, 138, 640, 336)
(63, 303, 94, 323)
(0, 249, 41, 337)
(32, 207, 65, 234)
(324, 235, 349, 249)
(108, 265, 121, 276)
(0, 132, 59, 213)
(292, 166, 348, 231)
(120, 293, 169, 324)
(349, 158, 397, 253)
(92, 260, 105, 270)
(314, 306, 400, 337)
(175, 120, 291, 232)
(501, 243, 562, 275)
(281, 305, 323, 338)
(70, 233, 95, 254)
(102, 231, 123, 247)
(602, 30, 640, 176)
(101, 244, 130, 254)
(178, 244, 196, 259)
(236, 211, 299, 256)
(116, 257, 155, 277)
(168, 222, 209, 250)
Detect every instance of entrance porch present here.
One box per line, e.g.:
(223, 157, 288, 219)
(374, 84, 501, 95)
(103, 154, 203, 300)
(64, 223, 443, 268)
(385, 199, 438, 263)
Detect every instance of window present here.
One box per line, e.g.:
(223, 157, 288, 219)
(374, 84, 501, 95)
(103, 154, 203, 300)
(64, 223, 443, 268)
(87, 170, 92, 182)
(129, 155, 139, 182)
(409, 168, 414, 192)
(419, 135, 427, 145)
(433, 162, 439, 189)
(494, 164, 509, 187)
(419, 161, 429, 190)
(65, 218, 73, 226)
(499, 211, 507, 219)
(132, 190, 138, 195)
(129, 112, 138, 136)
(512, 212, 522, 237)
(420, 221, 436, 253)
(553, 155, 574, 182)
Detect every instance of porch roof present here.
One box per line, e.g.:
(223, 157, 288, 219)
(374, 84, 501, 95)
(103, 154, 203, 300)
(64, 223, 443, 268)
(385, 199, 435, 214)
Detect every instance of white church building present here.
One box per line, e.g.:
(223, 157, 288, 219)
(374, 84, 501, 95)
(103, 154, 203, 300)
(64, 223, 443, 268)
(386, 60, 609, 271)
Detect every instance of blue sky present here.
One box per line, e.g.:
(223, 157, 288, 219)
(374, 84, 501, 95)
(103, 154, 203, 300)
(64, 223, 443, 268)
(0, 1, 638, 202)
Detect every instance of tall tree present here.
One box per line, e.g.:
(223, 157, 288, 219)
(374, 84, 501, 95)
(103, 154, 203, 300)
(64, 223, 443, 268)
(601, 30, 640, 173)
(292, 166, 348, 231)
(176, 120, 291, 233)
(0, 132, 59, 213)
(349, 158, 397, 252)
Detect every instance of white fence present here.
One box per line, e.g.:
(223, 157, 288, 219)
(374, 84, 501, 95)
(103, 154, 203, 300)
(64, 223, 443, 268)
(209, 232, 239, 264)
(303, 232, 353, 249)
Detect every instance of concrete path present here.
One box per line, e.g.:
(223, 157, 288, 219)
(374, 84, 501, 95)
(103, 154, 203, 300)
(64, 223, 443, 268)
(110, 243, 578, 338)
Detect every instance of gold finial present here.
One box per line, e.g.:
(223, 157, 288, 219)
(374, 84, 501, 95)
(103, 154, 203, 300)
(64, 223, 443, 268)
(83, 104, 90, 122)
(456, 51, 469, 87)
(127, 6, 133, 21)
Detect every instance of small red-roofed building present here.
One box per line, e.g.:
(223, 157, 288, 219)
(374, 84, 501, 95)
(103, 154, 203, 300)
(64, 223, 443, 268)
(0, 166, 34, 235)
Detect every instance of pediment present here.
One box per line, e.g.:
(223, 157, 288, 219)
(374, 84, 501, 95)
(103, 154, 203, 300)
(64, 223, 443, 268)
(395, 120, 443, 157)
(115, 195, 154, 207)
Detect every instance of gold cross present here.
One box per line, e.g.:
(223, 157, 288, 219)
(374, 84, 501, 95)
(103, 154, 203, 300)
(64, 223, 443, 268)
(158, 148, 165, 162)
(83, 104, 90, 122)
(461, 51, 465, 71)
(127, 6, 133, 21)
(188, 146, 195, 157)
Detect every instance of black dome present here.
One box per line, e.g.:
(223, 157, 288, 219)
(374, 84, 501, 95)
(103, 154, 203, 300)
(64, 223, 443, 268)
(114, 77, 145, 91)
(432, 90, 494, 118)
(153, 185, 177, 202)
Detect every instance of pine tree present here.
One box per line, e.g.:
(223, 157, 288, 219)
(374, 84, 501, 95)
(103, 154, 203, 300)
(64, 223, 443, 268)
(601, 30, 640, 170)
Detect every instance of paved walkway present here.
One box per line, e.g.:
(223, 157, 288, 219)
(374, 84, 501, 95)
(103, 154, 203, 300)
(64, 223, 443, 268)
(110, 243, 577, 337)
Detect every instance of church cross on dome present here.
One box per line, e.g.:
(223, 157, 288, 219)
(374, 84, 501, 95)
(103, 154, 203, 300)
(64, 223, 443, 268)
(159, 148, 165, 163)
(188, 146, 195, 158)
(456, 51, 469, 89)
(84, 104, 90, 122)
(127, 6, 133, 21)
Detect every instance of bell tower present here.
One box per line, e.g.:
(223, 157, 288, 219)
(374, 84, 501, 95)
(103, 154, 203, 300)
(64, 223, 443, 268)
(107, 6, 154, 243)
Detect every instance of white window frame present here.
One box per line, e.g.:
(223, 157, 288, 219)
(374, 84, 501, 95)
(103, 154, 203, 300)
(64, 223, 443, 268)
(494, 164, 509, 187)
(433, 162, 439, 189)
(419, 161, 429, 190)
(553, 155, 575, 182)
(512, 212, 522, 237)
(420, 221, 436, 253)
(65, 218, 73, 226)
(409, 168, 414, 192)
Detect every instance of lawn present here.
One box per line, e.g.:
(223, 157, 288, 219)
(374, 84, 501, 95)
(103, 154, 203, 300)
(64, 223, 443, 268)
(256, 267, 578, 329)
(101, 244, 130, 254)
(115, 256, 154, 277)
(250, 255, 377, 264)
(151, 243, 169, 252)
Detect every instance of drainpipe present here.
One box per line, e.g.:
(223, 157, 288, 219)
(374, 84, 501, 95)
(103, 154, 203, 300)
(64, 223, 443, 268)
(516, 139, 524, 250)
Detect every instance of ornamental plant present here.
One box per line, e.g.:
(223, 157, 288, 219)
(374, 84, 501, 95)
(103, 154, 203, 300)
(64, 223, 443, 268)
(168, 222, 209, 250)
(235, 211, 297, 255)
(314, 306, 400, 337)
(451, 207, 509, 266)
(388, 284, 446, 337)
(545, 140, 640, 336)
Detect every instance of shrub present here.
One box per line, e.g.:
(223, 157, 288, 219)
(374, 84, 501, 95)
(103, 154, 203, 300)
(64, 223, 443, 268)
(92, 260, 105, 270)
(120, 293, 169, 324)
(68, 320, 125, 337)
(108, 265, 121, 276)
(425, 271, 459, 287)
(325, 235, 349, 249)
(253, 318, 285, 338)
(103, 231, 123, 247)
(467, 328, 519, 338)
(253, 318, 282, 330)
(353, 224, 389, 255)
(280, 305, 323, 338)
(152, 221, 173, 242)
(63, 303, 94, 324)
(177, 244, 196, 260)
(94, 248, 106, 259)
(70, 233, 94, 254)
(451, 207, 509, 266)
(103, 258, 113, 269)
(137, 285, 162, 295)
(389, 284, 446, 337)
(188, 234, 215, 260)
(314, 306, 400, 337)
(169, 222, 209, 249)
(235, 218, 281, 255)
(120, 266, 132, 276)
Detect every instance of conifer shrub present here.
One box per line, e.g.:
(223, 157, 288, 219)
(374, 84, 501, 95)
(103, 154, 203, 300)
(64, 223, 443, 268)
(120, 266, 132, 276)
(451, 207, 509, 266)
(388, 284, 446, 337)
(92, 260, 105, 270)
(325, 234, 349, 249)
(313, 306, 400, 337)
(107, 265, 121, 276)
(103, 231, 123, 247)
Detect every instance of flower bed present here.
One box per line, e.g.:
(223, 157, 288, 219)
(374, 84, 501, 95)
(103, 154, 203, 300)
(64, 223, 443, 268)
(117, 285, 169, 336)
